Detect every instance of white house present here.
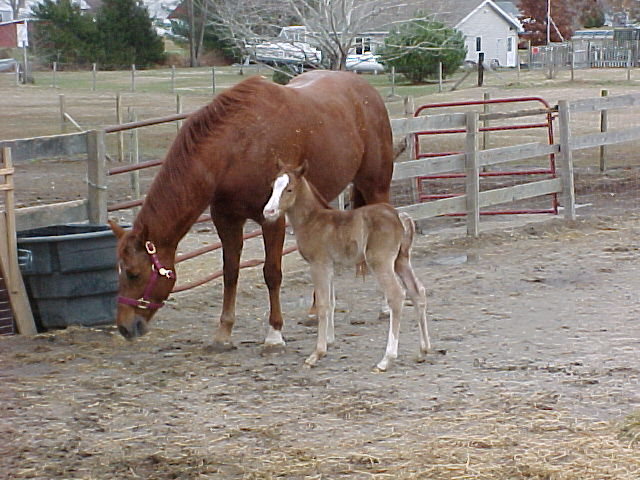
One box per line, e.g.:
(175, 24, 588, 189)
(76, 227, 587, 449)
(442, 0, 523, 67)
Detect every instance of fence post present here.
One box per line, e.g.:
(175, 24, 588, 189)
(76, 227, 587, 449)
(557, 100, 576, 221)
(599, 89, 608, 172)
(128, 108, 140, 215)
(59, 94, 67, 133)
(465, 112, 480, 237)
(212, 66, 216, 95)
(116, 93, 124, 162)
(570, 42, 575, 82)
(438, 62, 443, 92)
(0, 147, 37, 335)
(482, 92, 490, 150)
(477, 52, 484, 87)
(176, 94, 183, 133)
(390, 66, 396, 97)
(627, 49, 632, 81)
(53, 61, 57, 88)
(92, 63, 97, 91)
(131, 64, 136, 92)
(171, 65, 176, 93)
(86, 130, 108, 224)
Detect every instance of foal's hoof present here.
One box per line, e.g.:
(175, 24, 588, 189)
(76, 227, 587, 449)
(373, 358, 394, 373)
(261, 343, 286, 355)
(205, 341, 237, 353)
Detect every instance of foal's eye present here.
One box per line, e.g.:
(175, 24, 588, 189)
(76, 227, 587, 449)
(286, 188, 293, 193)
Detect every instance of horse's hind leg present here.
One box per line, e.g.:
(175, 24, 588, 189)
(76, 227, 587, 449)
(370, 260, 405, 372)
(211, 212, 245, 350)
(395, 254, 431, 356)
(261, 216, 286, 348)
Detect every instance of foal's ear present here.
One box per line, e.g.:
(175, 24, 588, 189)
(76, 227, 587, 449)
(108, 219, 126, 239)
(293, 159, 308, 178)
(276, 158, 287, 171)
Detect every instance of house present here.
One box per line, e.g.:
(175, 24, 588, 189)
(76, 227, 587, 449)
(430, 0, 523, 67)
(0, 18, 28, 49)
(346, 0, 523, 69)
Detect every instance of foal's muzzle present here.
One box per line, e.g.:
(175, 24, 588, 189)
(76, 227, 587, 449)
(263, 208, 280, 222)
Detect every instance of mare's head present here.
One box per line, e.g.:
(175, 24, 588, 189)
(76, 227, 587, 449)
(108, 220, 177, 339)
(263, 160, 308, 222)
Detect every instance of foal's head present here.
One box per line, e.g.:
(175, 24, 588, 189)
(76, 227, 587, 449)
(263, 161, 307, 222)
(108, 221, 177, 339)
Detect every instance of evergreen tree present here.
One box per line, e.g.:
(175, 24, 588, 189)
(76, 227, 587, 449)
(32, 0, 99, 65)
(95, 0, 165, 68)
(379, 18, 466, 84)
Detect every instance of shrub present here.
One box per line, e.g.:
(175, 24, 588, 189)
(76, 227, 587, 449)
(379, 17, 466, 84)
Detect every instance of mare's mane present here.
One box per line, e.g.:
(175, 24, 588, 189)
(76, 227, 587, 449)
(171, 75, 269, 160)
(134, 76, 272, 234)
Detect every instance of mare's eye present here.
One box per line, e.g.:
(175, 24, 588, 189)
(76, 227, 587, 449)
(126, 271, 140, 281)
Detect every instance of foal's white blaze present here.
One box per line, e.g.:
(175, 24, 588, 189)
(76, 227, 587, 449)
(263, 174, 290, 221)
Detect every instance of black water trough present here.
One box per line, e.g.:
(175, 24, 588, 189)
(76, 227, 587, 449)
(17, 224, 118, 330)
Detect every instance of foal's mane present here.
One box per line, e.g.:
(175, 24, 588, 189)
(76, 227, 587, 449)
(135, 76, 273, 235)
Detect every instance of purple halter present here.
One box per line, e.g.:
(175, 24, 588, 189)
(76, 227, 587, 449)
(117, 241, 175, 310)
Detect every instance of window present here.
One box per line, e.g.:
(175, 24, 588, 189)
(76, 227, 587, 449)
(355, 37, 372, 55)
(507, 37, 513, 52)
(476, 37, 482, 52)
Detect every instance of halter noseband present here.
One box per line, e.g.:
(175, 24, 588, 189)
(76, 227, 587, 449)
(118, 241, 175, 310)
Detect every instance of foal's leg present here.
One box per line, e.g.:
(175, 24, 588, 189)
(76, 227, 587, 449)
(370, 260, 405, 372)
(211, 213, 245, 349)
(395, 255, 431, 357)
(305, 264, 333, 367)
(261, 216, 286, 348)
(327, 279, 336, 345)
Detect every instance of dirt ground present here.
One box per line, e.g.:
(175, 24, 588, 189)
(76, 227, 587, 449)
(1, 182, 639, 479)
(1, 75, 640, 479)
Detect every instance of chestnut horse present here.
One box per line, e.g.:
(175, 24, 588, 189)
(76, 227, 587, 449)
(263, 161, 430, 371)
(109, 70, 393, 349)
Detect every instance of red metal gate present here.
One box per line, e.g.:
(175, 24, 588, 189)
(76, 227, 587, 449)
(414, 97, 558, 215)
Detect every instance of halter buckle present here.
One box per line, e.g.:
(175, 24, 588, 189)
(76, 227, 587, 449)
(145, 241, 157, 255)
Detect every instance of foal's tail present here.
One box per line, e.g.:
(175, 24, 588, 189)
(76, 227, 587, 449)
(398, 212, 416, 259)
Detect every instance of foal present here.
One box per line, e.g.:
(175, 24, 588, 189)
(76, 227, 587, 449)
(263, 162, 431, 371)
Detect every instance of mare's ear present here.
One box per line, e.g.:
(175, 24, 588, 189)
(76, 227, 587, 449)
(108, 219, 126, 239)
(294, 159, 308, 178)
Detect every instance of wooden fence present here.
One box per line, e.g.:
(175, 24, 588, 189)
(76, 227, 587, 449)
(3, 91, 640, 234)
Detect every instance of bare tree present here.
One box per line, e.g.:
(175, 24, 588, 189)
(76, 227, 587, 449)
(205, 0, 423, 70)
(1, 0, 26, 18)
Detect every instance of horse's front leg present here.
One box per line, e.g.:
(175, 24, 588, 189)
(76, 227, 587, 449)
(211, 213, 245, 350)
(261, 217, 286, 348)
(305, 264, 333, 367)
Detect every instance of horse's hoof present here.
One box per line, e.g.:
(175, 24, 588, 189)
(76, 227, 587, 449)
(261, 343, 286, 355)
(299, 316, 319, 327)
(304, 353, 321, 367)
(378, 310, 390, 320)
(204, 341, 237, 353)
(373, 358, 393, 372)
